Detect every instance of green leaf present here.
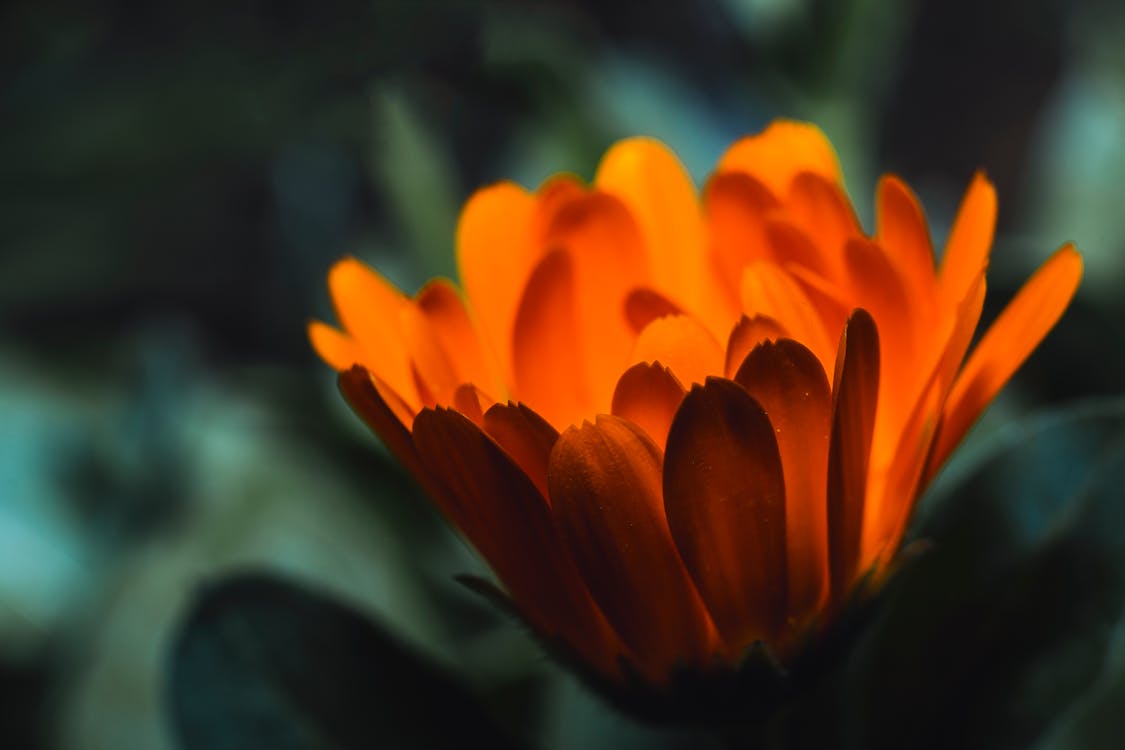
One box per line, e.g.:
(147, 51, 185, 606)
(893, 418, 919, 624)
(847, 398, 1125, 749)
(168, 571, 523, 750)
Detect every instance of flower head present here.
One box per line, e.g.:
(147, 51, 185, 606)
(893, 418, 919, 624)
(309, 120, 1081, 692)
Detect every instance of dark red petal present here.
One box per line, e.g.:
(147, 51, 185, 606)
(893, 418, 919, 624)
(549, 415, 715, 678)
(663, 378, 788, 653)
(412, 407, 623, 677)
(339, 366, 427, 488)
(827, 310, 880, 606)
(734, 340, 832, 622)
(482, 402, 559, 502)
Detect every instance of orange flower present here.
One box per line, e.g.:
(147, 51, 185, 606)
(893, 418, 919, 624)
(309, 120, 1081, 688)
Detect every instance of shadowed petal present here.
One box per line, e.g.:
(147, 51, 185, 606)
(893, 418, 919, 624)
(483, 402, 559, 501)
(827, 310, 880, 606)
(725, 315, 787, 378)
(549, 416, 716, 678)
(663, 378, 788, 653)
(734, 341, 831, 622)
(413, 407, 623, 677)
(339, 367, 424, 488)
(611, 362, 687, 450)
(624, 287, 682, 334)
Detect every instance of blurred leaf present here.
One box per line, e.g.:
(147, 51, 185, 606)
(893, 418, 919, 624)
(168, 571, 523, 750)
(846, 398, 1125, 749)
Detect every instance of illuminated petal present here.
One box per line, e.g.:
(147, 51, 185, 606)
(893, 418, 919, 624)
(630, 314, 724, 389)
(875, 175, 937, 318)
(546, 191, 651, 409)
(307, 321, 361, 372)
(741, 261, 835, 371)
(704, 172, 779, 301)
(328, 257, 417, 408)
(786, 172, 861, 279)
(664, 378, 787, 652)
(456, 182, 539, 379)
(734, 341, 832, 621)
(416, 278, 505, 398)
(511, 249, 589, 429)
(549, 416, 716, 677)
(931, 244, 1082, 471)
(596, 138, 705, 302)
(827, 310, 880, 605)
(939, 172, 996, 307)
(718, 120, 843, 196)
(611, 362, 687, 450)
(483, 402, 559, 501)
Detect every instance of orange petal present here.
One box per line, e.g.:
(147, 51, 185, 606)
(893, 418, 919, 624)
(456, 182, 539, 380)
(764, 218, 830, 277)
(416, 278, 505, 398)
(827, 310, 880, 606)
(452, 383, 492, 426)
(630, 314, 724, 389)
(734, 341, 832, 622)
(718, 120, 843, 197)
(482, 402, 559, 501)
(595, 137, 705, 304)
(930, 244, 1082, 472)
(401, 303, 459, 408)
(624, 287, 682, 334)
(546, 191, 650, 409)
(740, 261, 835, 371)
(939, 172, 996, 307)
(413, 407, 623, 678)
(610, 362, 687, 450)
(724, 314, 787, 377)
(328, 257, 417, 408)
(785, 172, 861, 280)
(875, 175, 937, 318)
(511, 249, 590, 429)
(663, 378, 787, 652)
(549, 415, 716, 678)
(843, 239, 915, 430)
(308, 321, 361, 371)
(704, 171, 780, 301)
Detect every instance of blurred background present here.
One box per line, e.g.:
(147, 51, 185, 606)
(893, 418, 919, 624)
(3, 0, 1124, 748)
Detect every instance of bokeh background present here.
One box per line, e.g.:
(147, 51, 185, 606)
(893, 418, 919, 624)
(3, 1, 1125, 748)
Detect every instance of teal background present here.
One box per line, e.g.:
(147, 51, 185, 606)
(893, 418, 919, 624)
(2, 1, 1124, 747)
